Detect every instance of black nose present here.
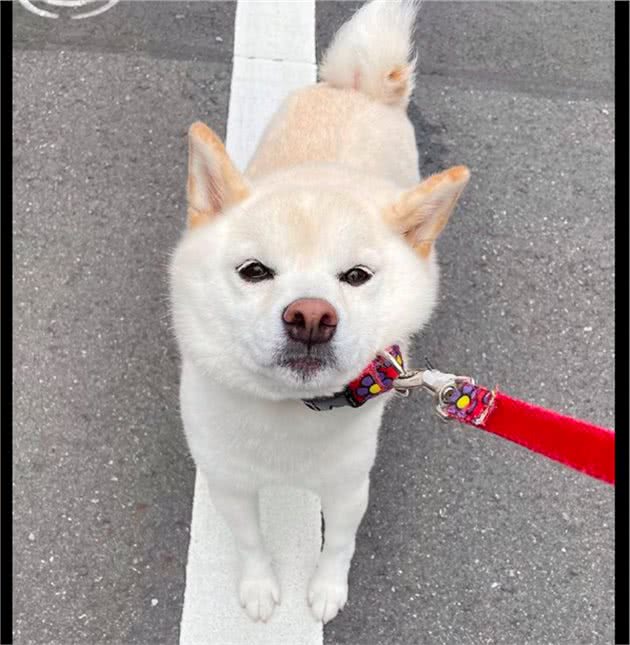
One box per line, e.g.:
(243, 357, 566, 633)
(282, 298, 338, 346)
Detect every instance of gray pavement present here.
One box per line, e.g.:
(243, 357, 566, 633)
(13, 2, 614, 644)
(13, 4, 236, 644)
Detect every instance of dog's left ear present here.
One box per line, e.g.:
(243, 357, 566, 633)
(385, 166, 470, 258)
(186, 121, 250, 228)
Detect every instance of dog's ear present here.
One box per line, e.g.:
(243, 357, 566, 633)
(186, 122, 250, 228)
(385, 166, 470, 258)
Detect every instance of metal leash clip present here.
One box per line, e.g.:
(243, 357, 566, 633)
(391, 365, 475, 421)
(378, 350, 474, 420)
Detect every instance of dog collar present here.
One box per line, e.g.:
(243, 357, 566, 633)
(302, 345, 404, 411)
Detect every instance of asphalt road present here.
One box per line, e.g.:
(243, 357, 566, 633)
(13, 2, 614, 644)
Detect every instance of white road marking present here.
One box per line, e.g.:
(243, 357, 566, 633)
(233, 0, 315, 64)
(179, 2, 322, 644)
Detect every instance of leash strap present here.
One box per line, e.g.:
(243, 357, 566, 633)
(418, 377, 615, 485)
(443, 383, 615, 485)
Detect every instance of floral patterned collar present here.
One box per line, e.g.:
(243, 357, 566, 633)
(302, 345, 404, 411)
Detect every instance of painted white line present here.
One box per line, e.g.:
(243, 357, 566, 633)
(179, 2, 322, 644)
(233, 0, 315, 64)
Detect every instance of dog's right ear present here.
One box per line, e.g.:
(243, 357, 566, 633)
(186, 122, 250, 229)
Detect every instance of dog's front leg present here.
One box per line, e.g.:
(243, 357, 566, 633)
(209, 486, 281, 622)
(308, 477, 370, 623)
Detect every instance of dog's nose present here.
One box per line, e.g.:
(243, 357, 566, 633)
(282, 298, 338, 345)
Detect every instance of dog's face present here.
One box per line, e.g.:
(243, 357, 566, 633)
(169, 123, 469, 400)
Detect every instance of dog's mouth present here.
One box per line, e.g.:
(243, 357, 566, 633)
(276, 341, 337, 380)
(282, 356, 326, 377)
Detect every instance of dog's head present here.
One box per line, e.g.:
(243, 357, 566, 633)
(169, 122, 469, 400)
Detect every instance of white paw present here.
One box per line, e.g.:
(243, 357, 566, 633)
(239, 572, 281, 623)
(308, 573, 348, 623)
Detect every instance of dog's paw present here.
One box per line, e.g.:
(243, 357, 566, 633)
(307, 572, 348, 623)
(238, 571, 281, 622)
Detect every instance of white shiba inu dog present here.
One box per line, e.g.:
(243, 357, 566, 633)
(170, 0, 469, 625)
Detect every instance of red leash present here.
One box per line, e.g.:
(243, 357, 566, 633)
(390, 362, 615, 486)
(457, 389, 614, 485)
(304, 347, 615, 485)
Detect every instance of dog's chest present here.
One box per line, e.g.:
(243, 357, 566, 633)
(180, 362, 383, 489)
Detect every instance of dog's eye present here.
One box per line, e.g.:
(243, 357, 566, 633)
(236, 260, 275, 283)
(339, 266, 373, 287)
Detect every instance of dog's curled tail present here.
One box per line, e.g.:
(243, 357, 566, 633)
(319, 0, 420, 108)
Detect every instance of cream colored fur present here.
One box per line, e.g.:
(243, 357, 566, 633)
(170, 0, 469, 625)
(319, 0, 419, 106)
(246, 84, 420, 187)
